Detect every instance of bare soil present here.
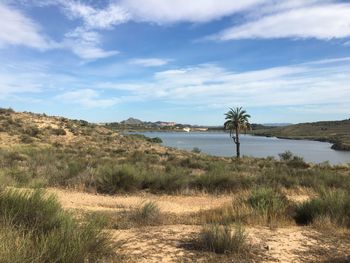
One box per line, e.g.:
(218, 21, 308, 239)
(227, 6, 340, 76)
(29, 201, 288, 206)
(50, 188, 350, 263)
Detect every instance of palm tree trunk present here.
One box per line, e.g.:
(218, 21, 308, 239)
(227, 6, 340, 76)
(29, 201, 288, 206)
(235, 128, 240, 158)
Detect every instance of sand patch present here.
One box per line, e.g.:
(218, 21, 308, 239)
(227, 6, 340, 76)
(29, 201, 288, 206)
(49, 188, 232, 214)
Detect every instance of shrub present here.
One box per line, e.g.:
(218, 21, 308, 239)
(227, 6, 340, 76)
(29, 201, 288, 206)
(130, 201, 162, 226)
(23, 126, 40, 137)
(192, 147, 201, 153)
(295, 189, 350, 227)
(0, 189, 63, 233)
(180, 157, 208, 169)
(19, 134, 34, 144)
(279, 151, 293, 161)
(199, 224, 247, 254)
(247, 187, 289, 223)
(51, 128, 66, 136)
(96, 164, 140, 194)
(0, 189, 115, 262)
(287, 156, 309, 168)
(278, 151, 309, 168)
(0, 108, 14, 115)
(195, 170, 253, 193)
(146, 137, 162, 143)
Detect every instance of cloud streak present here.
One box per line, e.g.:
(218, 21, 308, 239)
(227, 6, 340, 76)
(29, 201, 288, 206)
(63, 28, 119, 60)
(0, 2, 53, 50)
(100, 58, 350, 113)
(56, 89, 120, 108)
(61, 1, 130, 29)
(213, 2, 350, 41)
(129, 58, 170, 67)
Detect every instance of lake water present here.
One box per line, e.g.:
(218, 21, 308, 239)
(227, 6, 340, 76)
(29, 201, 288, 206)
(137, 132, 350, 164)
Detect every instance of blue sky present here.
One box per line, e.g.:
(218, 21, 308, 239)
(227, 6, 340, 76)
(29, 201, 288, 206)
(1, 0, 350, 125)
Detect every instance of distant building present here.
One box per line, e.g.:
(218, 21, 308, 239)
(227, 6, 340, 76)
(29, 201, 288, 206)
(158, 122, 176, 127)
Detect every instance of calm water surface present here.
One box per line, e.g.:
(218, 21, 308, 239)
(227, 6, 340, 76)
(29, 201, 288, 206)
(138, 132, 350, 164)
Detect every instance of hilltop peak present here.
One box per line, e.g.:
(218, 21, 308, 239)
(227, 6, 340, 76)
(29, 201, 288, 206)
(121, 117, 144, 125)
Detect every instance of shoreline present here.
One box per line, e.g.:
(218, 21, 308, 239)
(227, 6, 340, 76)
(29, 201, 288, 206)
(252, 133, 350, 152)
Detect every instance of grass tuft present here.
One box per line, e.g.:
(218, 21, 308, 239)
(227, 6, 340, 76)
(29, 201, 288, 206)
(295, 189, 350, 227)
(0, 188, 116, 262)
(130, 201, 162, 226)
(199, 224, 247, 254)
(96, 164, 140, 194)
(247, 187, 289, 224)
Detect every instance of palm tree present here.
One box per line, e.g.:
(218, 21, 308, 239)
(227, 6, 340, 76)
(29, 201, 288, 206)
(224, 107, 251, 158)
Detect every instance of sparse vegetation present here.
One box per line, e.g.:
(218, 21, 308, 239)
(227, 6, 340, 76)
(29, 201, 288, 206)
(247, 187, 290, 225)
(192, 147, 201, 153)
(198, 224, 247, 254)
(0, 189, 115, 263)
(295, 189, 350, 228)
(0, 108, 349, 262)
(129, 201, 162, 226)
(199, 187, 292, 226)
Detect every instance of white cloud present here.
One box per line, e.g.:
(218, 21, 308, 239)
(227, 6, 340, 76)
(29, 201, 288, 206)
(287, 104, 350, 115)
(63, 28, 119, 60)
(0, 2, 53, 49)
(119, 0, 265, 23)
(56, 89, 120, 108)
(129, 58, 169, 67)
(100, 58, 350, 111)
(0, 58, 79, 100)
(214, 3, 350, 41)
(0, 2, 117, 60)
(61, 1, 130, 29)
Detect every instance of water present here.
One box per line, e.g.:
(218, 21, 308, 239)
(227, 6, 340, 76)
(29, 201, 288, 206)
(136, 132, 350, 164)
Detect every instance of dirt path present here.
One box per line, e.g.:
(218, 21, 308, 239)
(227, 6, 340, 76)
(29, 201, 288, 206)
(112, 225, 332, 263)
(50, 188, 349, 263)
(48, 188, 232, 214)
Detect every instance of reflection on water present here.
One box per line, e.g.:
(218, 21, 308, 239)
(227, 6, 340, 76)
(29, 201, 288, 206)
(137, 132, 350, 164)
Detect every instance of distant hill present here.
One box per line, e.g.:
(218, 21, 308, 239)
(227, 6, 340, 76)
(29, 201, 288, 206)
(263, 123, 293, 127)
(106, 118, 208, 131)
(252, 119, 350, 151)
(121, 117, 144, 125)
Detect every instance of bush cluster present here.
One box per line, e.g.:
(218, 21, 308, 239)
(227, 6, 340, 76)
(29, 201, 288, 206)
(295, 189, 350, 227)
(0, 189, 115, 263)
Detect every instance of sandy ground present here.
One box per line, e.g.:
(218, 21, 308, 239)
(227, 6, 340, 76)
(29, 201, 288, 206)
(48, 188, 233, 214)
(112, 225, 325, 263)
(49, 188, 349, 263)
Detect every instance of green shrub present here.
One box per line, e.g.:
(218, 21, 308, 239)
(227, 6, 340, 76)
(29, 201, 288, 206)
(96, 164, 140, 194)
(146, 137, 162, 143)
(0, 108, 14, 115)
(287, 156, 309, 168)
(142, 171, 190, 193)
(51, 128, 66, 136)
(23, 126, 40, 137)
(0, 189, 115, 262)
(247, 187, 289, 223)
(130, 201, 162, 226)
(295, 189, 350, 227)
(0, 189, 63, 233)
(195, 170, 253, 193)
(192, 147, 201, 153)
(19, 134, 34, 144)
(180, 157, 208, 169)
(278, 151, 309, 168)
(199, 224, 247, 254)
(279, 151, 293, 161)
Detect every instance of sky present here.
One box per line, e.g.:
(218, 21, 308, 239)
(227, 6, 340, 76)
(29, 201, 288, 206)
(1, 0, 350, 125)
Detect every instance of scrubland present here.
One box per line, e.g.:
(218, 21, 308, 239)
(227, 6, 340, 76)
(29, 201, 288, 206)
(0, 108, 349, 262)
